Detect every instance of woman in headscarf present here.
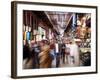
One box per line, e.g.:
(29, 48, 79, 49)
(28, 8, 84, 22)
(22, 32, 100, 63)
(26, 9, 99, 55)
(38, 45, 52, 68)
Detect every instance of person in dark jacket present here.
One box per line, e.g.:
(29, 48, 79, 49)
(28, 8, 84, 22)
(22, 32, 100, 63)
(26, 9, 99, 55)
(61, 43, 66, 64)
(31, 42, 40, 68)
(23, 40, 35, 69)
(23, 40, 30, 60)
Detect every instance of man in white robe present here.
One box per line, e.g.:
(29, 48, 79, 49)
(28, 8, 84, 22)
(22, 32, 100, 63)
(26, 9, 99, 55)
(69, 40, 80, 66)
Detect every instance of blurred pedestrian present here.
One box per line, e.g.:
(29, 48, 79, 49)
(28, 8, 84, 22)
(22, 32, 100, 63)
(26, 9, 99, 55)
(38, 45, 52, 68)
(31, 42, 40, 68)
(23, 40, 35, 69)
(55, 42, 60, 67)
(69, 39, 80, 66)
(65, 39, 71, 64)
(61, 43, 66, 64)
(50, 39, 56, 67)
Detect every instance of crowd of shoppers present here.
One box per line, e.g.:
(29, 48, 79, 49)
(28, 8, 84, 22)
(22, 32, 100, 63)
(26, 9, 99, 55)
(23, 38, 90, 69)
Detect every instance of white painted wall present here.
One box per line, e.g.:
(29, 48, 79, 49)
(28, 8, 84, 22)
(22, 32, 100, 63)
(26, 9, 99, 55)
(0, 0, 100, 80)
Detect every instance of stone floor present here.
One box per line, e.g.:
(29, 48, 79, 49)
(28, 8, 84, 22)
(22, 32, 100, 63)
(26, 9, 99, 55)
(51, 56, 83, 68)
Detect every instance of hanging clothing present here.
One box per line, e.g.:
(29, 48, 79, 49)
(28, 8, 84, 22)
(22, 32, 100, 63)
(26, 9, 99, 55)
(27, 31, 30, 40)
(23, 31, 27, 40)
